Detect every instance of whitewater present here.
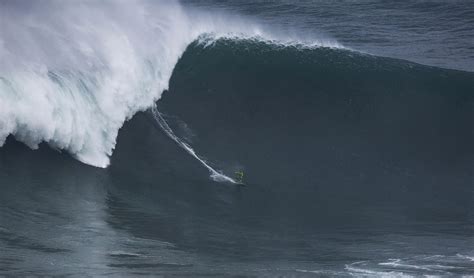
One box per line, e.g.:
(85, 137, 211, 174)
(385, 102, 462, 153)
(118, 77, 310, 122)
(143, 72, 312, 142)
(0, 0, 341, 168)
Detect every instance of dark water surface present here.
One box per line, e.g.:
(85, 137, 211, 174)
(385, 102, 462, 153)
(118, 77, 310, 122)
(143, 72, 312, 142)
(1, 1, 474, 277)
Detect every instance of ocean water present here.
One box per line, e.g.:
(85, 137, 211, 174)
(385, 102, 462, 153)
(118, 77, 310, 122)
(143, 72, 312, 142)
(1, 1, 474, 276)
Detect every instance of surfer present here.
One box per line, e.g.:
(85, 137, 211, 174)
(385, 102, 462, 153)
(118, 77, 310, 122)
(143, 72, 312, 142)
(235, 170, 244, 183)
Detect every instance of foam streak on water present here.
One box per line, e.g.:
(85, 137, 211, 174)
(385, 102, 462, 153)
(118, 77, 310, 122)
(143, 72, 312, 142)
(151, 107, 236, 183)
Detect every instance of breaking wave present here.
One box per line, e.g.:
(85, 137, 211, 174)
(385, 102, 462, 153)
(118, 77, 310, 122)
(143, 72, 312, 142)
(0, 0, 341, 167)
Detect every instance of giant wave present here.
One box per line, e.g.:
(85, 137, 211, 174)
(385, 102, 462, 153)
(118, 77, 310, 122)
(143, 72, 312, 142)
(0, 0, 341, 168)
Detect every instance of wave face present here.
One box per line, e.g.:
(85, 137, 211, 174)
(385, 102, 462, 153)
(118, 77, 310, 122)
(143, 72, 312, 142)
(159, 39, 474, 189)
(0, 0, 341, 167)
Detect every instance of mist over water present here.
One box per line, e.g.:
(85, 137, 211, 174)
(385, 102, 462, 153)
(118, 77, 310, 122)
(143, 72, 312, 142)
(1, 0, 474, 277)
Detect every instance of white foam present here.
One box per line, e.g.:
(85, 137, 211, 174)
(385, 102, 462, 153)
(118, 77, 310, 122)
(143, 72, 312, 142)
(379, 259, 458, 272)
(379, 259, 431, 270)
(457, 254, 474, 262)
(345, 262, 413, 278)
(0, 0, 342, 167)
